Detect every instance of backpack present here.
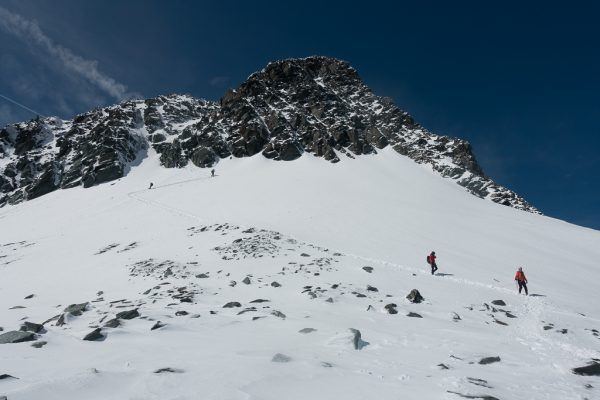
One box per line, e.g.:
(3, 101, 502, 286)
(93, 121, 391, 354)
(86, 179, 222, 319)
(426, 255, 431, 264)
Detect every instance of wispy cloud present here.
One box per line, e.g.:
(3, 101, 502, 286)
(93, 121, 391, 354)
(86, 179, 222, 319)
(0, 6, 133, 101)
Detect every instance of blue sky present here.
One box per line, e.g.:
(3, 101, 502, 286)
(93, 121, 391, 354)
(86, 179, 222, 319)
(1, 1, 599, 230)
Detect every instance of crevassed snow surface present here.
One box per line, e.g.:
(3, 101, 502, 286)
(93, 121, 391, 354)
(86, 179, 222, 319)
(1, 148, 599, 400)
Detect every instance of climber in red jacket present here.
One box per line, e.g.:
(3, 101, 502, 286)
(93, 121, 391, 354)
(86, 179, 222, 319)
(515, 267, 528, 295)
(427, 251, 438, 275)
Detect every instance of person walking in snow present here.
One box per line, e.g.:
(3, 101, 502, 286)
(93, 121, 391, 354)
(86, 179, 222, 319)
(515, 267, 528, 295)
(149, 182, 154, 189)
(211, 169, 215, 177)
(427, 251, 438, 275)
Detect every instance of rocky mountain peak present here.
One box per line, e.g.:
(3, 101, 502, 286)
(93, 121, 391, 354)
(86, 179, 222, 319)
(0, 57, 538, 213)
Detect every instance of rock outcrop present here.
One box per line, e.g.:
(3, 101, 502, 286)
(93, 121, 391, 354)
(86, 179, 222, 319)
(0, 56, 538, 213)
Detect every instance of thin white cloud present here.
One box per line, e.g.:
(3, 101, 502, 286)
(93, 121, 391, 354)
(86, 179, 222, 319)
(0, 6, 132, 101)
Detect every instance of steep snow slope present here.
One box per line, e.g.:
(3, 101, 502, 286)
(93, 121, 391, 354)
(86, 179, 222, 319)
(0, 148, 599, 400)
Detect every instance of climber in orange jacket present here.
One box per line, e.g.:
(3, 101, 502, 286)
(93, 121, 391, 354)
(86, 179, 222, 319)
(515, 267, 528, 295)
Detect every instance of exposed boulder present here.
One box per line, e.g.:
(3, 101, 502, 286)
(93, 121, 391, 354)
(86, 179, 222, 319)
(0, 330, 36, 344)
(406, 289, 424, 304)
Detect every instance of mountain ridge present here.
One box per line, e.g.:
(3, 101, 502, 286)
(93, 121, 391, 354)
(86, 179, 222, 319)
(0, 56, 538, 213)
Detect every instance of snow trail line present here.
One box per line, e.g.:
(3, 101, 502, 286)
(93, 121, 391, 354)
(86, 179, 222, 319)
(127, 176, 528, 299)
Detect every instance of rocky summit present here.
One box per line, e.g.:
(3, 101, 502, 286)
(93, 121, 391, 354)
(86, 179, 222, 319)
(0, 56, 537, 212)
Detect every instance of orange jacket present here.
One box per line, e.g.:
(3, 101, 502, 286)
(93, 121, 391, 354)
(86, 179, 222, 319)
(515, 271, 527, 282)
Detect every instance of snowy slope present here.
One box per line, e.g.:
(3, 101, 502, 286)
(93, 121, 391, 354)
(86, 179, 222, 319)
(0, 148, 599, 400)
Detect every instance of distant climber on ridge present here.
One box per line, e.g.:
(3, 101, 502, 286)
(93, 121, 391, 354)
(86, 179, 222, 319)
(427, 251, 438, 275)
(515, 267, 528, 295)
(149, 182, 154, 189)
(211, 169, 215, 177)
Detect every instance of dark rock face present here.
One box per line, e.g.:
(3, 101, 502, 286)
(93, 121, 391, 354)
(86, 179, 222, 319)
(83, 328, 104, 341)
(64, 302, 89, 316)
(151, 321, 166, 330)
(103, 318, 121, 328)
(479, 356, 501, 365)
(0, 330, 36, 344)
(0, 57, 537, 213)
(19, 322, 44, 333)
(406, 289, 424, 304)
(115, 309, 140, 320)
(384, 303, 398, 314)
(572, 362, 600, 376)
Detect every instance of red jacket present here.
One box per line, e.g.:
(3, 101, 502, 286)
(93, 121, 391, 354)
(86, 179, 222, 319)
(428, 254, 436, 264)
(515, 271, 527, 282)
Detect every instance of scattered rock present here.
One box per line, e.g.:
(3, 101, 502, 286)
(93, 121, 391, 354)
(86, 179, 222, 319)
(366, 285, 378, 292)
(249, 299, 270, 303)
(56, 314, 66, 326)
(362, 266, 373, 273)
(83, 328, 104, 341)
(478, 356, 501, 365)
(175, 311, 188, 316)
(103, 319, 121, 328)
(0, 374, 18, 380)
(151, 321, 166, 330)
(384, 303, 398, 314)
(505, 312, 517, 318)
(467, 377, 493, 388)
(438, 363, 449, 370)
(8, 305, 25, 309)
(299, 328, 317, 334)
(271, 310, 286, 319)
(493, 318, 508, 326)
(242, 277, 251, 285)
(270, 281, 281, 287)
(572, 362, 600, 376)
(116, 309, 140, 320)
(31, 340, 47, 348)
(154, 367, 184, 373)
(407, 312, 423, 318)
(24, 294, 35, 299)
(229, 280, 237, 287)
(300, 253, 310, 257)
(64, 302, 88, 316)
(491, 300, 506, 306)
(406, 289, 424, 303)
(325, 297, 334, 303)
(543, 325, 553, 330)
(223, 302, 242, 308)
(272, 353, 292, 363)
(349, 328, 366, 350)
(321, 361, 333, 368)
(452, 312, 462, 321)
(0, 330, 36, 344)
(446, 390, 499, 400)
(196, 273, 209, 278)
(19, 321, 44, 333)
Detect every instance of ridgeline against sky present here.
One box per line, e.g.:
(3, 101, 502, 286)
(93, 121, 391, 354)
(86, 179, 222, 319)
(0, 1, 598, 229)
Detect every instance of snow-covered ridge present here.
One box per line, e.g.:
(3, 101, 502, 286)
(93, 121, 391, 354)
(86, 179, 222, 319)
(0, 56, 537, 213)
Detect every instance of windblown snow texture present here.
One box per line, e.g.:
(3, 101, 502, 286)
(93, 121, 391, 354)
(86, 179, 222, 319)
(0, 56, 536, 212)
(0, 149, 599, 400)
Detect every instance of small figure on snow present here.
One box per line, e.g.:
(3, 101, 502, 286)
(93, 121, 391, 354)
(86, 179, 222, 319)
(149, 182, 154, 189)
(211, 169, 215, 177)
(515, 267, 528, 295)
(427, 251, 438, 275)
